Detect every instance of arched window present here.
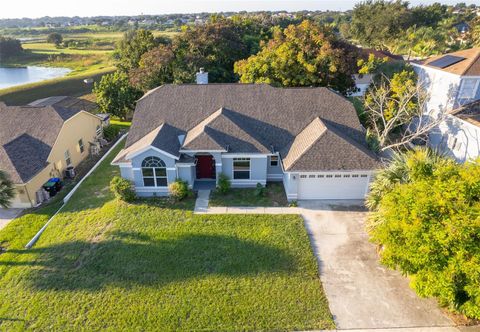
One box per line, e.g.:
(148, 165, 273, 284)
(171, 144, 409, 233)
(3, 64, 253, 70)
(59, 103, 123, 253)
(141, 156, 167, 187)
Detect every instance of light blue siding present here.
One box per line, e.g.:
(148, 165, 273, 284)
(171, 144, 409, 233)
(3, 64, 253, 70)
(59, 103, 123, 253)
(221, 155, 268, 187)
(267, 155, 283, 181)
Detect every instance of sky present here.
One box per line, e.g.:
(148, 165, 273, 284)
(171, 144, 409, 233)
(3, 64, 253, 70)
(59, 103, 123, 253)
(0, 0, 478, 19)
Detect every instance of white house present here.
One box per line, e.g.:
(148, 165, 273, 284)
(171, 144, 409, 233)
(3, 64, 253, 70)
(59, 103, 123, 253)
(411, 48, 480, 161)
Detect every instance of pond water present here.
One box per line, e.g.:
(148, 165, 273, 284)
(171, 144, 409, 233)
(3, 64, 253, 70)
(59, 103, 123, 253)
(0, 66, 71, 90)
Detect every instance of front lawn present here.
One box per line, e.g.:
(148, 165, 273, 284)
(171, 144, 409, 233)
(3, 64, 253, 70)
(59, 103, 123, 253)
(209, 182, 289, 207)
(0, 144, 333, 330)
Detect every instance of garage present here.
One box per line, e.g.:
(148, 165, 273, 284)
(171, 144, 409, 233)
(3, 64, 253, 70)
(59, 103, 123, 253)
(297, 172, 371, 200)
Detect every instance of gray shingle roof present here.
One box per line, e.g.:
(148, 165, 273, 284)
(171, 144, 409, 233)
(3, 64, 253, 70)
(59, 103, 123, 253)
(122, 84, 378, 171)
(0, 104, 82, 183)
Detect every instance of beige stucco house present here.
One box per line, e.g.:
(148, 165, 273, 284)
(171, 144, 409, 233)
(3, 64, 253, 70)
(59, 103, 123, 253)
(0, 100, 103, 208)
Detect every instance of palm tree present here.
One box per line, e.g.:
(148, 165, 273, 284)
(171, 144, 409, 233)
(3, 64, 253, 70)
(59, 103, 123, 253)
(366, 147, 449, 211)
(0, 170, 15, 209)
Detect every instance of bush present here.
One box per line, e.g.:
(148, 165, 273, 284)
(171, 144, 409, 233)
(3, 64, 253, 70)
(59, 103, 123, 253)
(102, 125, 120, 141)
(169, 179, 190, 201)
(254, 183, 266, 197)
(217, 173, 231, 194)
(110, 176, 136, 202)
(368, 156, 480, 319)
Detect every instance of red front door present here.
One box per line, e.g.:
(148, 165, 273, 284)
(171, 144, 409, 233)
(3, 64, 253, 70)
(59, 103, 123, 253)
(196, 155, 215, 179)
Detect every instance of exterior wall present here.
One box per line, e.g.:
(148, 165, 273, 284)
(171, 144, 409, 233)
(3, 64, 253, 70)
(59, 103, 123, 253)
(10, 112, 102, 208)
(221, 154, 267, 187)
(429, 115, 480, 162)
(130, 148, 177, 197)
(266, 155, 283, 181)
(413, 64, 461, 112)
(177, 165, 195, 187)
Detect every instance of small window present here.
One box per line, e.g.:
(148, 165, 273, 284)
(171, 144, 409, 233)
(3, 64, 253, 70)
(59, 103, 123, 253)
(64, 150, 71, 166)
(326, 175, 333, 178)
(335, 174, 341, 178)
(343, 174, 350, 178)
(78, 139, 84, 153)
(361, 174, 368, 178)
(309, 174, 315, 178)
(317, 174, 324, 178)
(300, 175, 307, 179)
(270, 155, 279, 167)
(96, 125, 102, 137)
(233, 158, 250, 180)
(459, 79, 479, 99)
(352, 174, 359, 178)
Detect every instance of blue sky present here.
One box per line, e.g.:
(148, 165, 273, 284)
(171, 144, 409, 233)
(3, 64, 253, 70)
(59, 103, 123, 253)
(1, 0, 478, 19)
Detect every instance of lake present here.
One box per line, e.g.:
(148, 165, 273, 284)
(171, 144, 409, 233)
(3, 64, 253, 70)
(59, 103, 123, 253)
(0, 66, 71, 90)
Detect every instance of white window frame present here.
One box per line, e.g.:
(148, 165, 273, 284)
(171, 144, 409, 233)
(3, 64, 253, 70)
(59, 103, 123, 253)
(459, 79, 480, 99)
(141, 156, 168, 187)
(96, 125, 102, 137)
(64, 150, 71, 166)
(232, 157, 250, 180)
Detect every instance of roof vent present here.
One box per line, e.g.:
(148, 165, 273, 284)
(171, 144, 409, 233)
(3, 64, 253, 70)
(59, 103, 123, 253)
(196, 68, 208, 84)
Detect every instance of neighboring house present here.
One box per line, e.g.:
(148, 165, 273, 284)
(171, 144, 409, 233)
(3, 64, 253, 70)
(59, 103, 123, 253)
(112, 83, 379, 201)
(351, 48, 404, 97)
(430, 100, 480, 162)
(0, 102, 103, 208)
(411, 48, 480, 113)
(28, 95, 98, 113)
(411, 48, 480, 161)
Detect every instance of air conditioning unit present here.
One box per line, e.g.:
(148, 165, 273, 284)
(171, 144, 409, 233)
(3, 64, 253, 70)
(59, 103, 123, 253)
(65, 166, 76, 179)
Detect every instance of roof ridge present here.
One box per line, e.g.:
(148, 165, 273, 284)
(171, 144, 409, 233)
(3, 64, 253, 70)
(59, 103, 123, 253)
(283, 117, 328, 170)
(462, 49, 480, 75)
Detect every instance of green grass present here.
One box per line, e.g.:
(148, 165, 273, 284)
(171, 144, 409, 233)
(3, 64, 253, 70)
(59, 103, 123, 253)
(0, 143, 333, 331)
(210, 182, 289, 207)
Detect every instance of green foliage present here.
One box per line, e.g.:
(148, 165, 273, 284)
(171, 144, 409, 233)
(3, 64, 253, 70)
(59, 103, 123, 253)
(234, 20, 359, 94)
(350, 0, 412, 48)
(168, 179, 190, 201)
(93, 71, 143, 120)
(114, 29, 157, 72)
(47, 32, 63, 46)
(368, 157, 480, 318)
(0, 170, 15, 208)
(254, 183, 266, 197)
(366, 148, 448, 211)
(0, 35, 23, 60)
(102, 124, 120, 141)
(109, 176, 136, 202)
(357, 54, 388, 75)
(217, 173, 231, 194)
(128, 18, 268, 91)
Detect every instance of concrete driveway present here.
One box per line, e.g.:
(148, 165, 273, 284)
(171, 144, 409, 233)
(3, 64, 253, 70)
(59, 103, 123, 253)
(0, 208, 22, 231)
(299, 200, 456, 331)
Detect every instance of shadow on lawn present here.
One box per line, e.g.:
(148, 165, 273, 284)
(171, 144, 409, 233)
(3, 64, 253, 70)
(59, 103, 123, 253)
(3, 232, 295, 291)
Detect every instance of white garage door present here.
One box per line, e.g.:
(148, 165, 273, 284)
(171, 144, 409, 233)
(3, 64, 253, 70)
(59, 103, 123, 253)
(298, 173, 370, 200)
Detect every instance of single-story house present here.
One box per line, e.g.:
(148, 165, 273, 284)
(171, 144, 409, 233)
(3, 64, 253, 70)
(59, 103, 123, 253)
(112, 83, 380, 201)
(0, 101, 103, 208)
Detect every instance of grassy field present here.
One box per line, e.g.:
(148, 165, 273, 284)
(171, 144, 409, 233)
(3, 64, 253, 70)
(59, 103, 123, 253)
(0, 142, 333, 331)
(210, 182, 289, 207)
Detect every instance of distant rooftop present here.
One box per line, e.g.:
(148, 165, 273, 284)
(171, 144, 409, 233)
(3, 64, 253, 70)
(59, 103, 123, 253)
(28, 96, 97, 113)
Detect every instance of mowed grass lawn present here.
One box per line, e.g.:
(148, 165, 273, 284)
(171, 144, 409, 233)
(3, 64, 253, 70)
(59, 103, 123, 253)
(0, 142, 333, 331)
